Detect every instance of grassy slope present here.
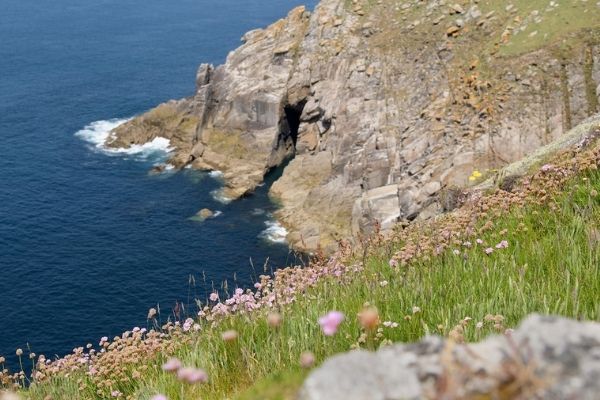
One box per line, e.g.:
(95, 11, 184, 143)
(19, 142, 600, 399)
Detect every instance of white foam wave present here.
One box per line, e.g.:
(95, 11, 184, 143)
(259, 220, 288, 244)
(210, 189, 232, 204)
(213, 211, 223, 217)
(75, 118, 173, 160)
(209, 170, 224, 178)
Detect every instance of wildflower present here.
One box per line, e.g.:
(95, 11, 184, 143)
(300, 351, 315, 368)
(267, 312, 282, 328)
(485, 247, 494, 255)
(162, 357, 182, 372)
(147, 308, 157, 319)
(541, 164, 554, 172)
(111, 390, 122, 398)
(221, 330, 238, 342)
(383, 321, 399, 328)
(453, 249, 460, 256)
(0, 356, 5, 363)
(591, 189, 598, 197)
(150, 395, 168, 400)
(177, 367, 208, 384)
(379, 280, 388, 287)
(495, 240, 509, 249)
(476, 238, 484, 245)
(462, 241, 472, 247)
(411, 306, 421, 314)
(476, 321, 484, 329)
(318, 311, 345, 336)
(182, 318, 194, 332)
(15, 349, 23, 357)
(389, 258, 399, 268)
(358, 307, 380, 331)
(209, 292, 219, 302)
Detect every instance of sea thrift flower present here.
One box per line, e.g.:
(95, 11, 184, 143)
(476, 322, 484, 329)
(318, 311, 345, 336)
(221, 330, 238, 342)
(150, 395, 168, 400)
(476, 238, 484, 245)
(412, 306, 421, 314)
(495, 240, 509, 249)
(591, 189, 598, 197)
(162, 357, 182, 372)
(182, 318, 194, 332)
(300, 351, 315, 368)
(177, 367, 208, 384)
(358, 307, 380, 331)
(267, 312, 282, 328)
(389, 258, 399, 268)
(147, 308, 157, 319)
(209, 292, 219, 302)
(541, 164, 554, 172)
(453, 249, 460, 256)
(379, 280, 388, 287)
(111, 390, 122, 398)
(383, 321, 399, 328)
(15, 349, 23, 356)
(463, 241, 472, 247)
(485, 247, 494, 255)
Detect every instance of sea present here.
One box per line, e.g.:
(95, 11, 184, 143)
(0, 0, 316, 370)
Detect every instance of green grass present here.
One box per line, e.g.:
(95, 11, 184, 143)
(20, 163, 600, 399)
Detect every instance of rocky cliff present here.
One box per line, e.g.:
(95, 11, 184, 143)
(106, 0, 600, 252)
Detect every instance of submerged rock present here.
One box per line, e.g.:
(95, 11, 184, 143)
(190, 208, 215, 222)
(300, 314, 600, 400)
(106, 0, 600, 253)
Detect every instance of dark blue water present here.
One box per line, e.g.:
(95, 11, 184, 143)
(0, 0, 315, 369)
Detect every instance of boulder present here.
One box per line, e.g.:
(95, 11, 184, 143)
(301, 315, 600, 400)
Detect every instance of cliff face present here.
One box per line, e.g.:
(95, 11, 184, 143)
(107, 0, 600, 252)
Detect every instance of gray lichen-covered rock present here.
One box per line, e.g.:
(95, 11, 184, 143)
(300, 314, 600, 400)
(106, 0, 600, 253)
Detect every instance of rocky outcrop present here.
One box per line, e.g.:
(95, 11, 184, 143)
(106, 0, 600, 252)
(300, 314, 600, 400)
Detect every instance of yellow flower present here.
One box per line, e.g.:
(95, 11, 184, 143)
(468, 176, 477, 182)
(473, 170, 482, 178)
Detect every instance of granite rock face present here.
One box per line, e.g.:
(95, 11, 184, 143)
(300, 314, 600, 400)
(106, 0, 600, 252)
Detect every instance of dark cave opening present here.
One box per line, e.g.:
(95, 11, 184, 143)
(283, 101, 305, 148)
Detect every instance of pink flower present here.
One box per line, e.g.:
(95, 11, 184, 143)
(318, 311, 345, 336)
(177, 367, 208, 384)
(485, 247, 494, 255)
(476, 238, 484, 245)
(221, 330, 238, 342)
(541, 164, 554, 172)
(209, 292, 219, 302)
(162, 357, 182, 372)
(182, 318, 194, 332)
(300, 351, 315, 368)
(389, 258, 399, 268)
(453, 249, 460, 256)
(462, 241, 472, 247)
(495, 240, 509, 249)
(111, 390, 122, 398)
(150, 395, 168, 400)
